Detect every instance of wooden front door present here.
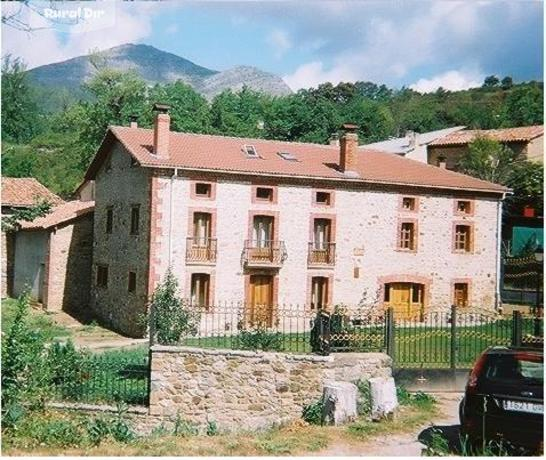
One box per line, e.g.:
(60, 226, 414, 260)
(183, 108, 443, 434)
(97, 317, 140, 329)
(386, 282, 424, 320)
(249, 274, 274, 326)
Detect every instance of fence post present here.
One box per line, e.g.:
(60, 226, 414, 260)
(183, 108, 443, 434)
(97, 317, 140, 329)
(450, 304, 457, 370)
(512, 310, 522, 347)
(386, 307, 395, 363)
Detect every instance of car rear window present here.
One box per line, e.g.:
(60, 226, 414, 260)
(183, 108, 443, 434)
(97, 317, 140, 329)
(485, 353, 543, 385)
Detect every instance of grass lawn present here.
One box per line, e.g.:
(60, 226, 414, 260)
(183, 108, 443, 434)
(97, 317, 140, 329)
(1, 298, 71, 340)
(2, 395, 438, 456)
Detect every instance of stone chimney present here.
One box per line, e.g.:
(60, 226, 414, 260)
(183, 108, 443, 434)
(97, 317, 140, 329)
(329, 133, 340, 147)
(339, 123, 359, 175)
(153, 103, 171, 158)
(129, 115, 138, 129)
(437, 155, 447, 169)
(406, 130, 416, 149)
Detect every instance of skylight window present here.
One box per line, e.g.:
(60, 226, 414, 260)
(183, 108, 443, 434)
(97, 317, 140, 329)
(243, 145, 259, 158)
(277, 151, 298, 161)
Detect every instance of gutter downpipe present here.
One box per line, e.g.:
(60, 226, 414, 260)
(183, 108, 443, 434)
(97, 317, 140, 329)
(495, 192, 508, 311)
(168, 168, 178, 268)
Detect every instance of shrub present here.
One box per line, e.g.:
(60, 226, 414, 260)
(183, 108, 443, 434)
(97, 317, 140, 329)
(239, 326, 283, 351)
(147, 269, 199, 345)
(2, 292, 52, 412)
(396, 386, 436, 409)
(47, 340, 88, 400)
(206, 420, 218, 436)
(302, 399, 324, 425)
(356, 379, 372, 416)
(172, 413, 199, 437)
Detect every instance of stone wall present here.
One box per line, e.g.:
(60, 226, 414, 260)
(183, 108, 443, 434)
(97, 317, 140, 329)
(149, 345, 391, 431)
(46, 213, 94, 313)
(91, 142, 151, 337)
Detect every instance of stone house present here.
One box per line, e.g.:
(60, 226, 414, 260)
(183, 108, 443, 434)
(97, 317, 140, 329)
(427, 125, 544, 170)
(83, 105, 508, 337)
(1, 177, 64, 298)
(13, 200, 95, 313)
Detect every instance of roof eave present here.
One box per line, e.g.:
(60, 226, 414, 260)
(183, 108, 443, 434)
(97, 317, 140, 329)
(138, 163, 508, 195)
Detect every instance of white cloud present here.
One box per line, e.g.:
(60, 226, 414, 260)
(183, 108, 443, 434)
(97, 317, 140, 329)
(166, 24, 179, 35)
(266, 28, 292, 59)
(410, 70, 484, 93)
(283, 61, 358, 91)
(1, 2, 161, 68)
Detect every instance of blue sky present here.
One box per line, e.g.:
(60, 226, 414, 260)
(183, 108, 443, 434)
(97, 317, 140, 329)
(2, 1, 543, 92)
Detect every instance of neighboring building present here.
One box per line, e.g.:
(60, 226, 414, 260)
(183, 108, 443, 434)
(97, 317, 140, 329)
(428, 125, 544, 170)
(13, 200, 95, 312)
(360, 127, 465, 163)
(84, 106, 508, 338)
(1, 177, 64, 298)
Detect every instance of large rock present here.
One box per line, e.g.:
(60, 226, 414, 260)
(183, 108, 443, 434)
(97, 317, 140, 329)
(321, 381, 358, 425)
(369, 377, 398, 420)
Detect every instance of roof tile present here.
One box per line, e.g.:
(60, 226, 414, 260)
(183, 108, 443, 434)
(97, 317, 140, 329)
(20, 200, 94, 230)
(1, 177, 64, 208)
(429, 125, 544, 146)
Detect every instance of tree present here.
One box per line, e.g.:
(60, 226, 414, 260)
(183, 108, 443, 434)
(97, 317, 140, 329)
(1, 55, 43, 143)
(502, 84, 544, 126)
(458, 136, 520, 184)
(505, 161, 544, 216)
(148, 82, 211, 133)
(343, 98, 395, 143)
(501, 76, 513, 90)
(1, 200, 53, 232)
(482, 75, 500, 88)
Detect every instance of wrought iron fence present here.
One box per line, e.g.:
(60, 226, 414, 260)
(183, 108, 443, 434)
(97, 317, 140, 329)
(148, 301, 544, 367)
(52, 352, 149, 406)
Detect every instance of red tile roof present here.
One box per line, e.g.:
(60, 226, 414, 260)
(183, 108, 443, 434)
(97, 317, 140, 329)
(1, 177, 64, 208)
(86, 126, 509, 194)
(20, 200, 94, 230)
(429, 125, 544, 146)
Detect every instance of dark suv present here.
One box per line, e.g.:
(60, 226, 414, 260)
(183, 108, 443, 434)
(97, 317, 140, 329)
(460, 346, 543, 453)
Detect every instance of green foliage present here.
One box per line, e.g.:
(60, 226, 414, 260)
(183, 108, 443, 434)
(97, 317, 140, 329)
(1, 199, 52, 232)
(502, 83, 543, 126)
(482, 75, 500, 88)
(422, 428, 512, 456)
(1, 292, 53, 411)
(238, 326, 283, 351)
(458, 136, 520, 184)
(505, 161, 544, 215)
(1, 55, 43, 143)
(148, 269, 199, 345)
(302, 399, 324, 425)
(172, 413, 199, 437)
(47, 341, 88, 400)
(396, 387, 436, 409)
(206, 420, 219, 436)
(356, 380, 372, 416)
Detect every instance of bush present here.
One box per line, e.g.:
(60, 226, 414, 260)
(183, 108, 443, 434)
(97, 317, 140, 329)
(47, 341, 88, 400)
(147, 270, 199, 345)
(2, 292, 53, 412)
(239, 326, 283, 351)
(396, 386, 436, 408)
(356, 379, 372, 416)
(302, 399, 324, 425)
(172, 413, 199, 437)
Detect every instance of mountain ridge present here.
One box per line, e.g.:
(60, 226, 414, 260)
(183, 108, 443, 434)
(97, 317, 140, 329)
(27, 43, 292, 108)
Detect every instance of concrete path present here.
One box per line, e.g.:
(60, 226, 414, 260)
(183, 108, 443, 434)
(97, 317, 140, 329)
(315, 392, 462, 457)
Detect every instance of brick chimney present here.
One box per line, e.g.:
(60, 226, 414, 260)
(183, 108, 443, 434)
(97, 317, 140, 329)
(329, 133, 340, 147)
(339, 123, 359, 175)
(153, 103, 171, 158)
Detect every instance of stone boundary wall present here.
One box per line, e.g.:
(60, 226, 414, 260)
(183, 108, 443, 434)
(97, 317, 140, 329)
(149, 345, 392, 431)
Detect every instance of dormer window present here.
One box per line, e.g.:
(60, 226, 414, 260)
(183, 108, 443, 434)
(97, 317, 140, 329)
(277, 151, 298, 161)
(316, 192, 331, 205)
(243, 145, 259, 158)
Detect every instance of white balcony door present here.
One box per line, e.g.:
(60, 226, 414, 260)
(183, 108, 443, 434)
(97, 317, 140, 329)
(314, 219, 331, 250)
(253, 216, 273, 248)
(193, 213, 211, 247)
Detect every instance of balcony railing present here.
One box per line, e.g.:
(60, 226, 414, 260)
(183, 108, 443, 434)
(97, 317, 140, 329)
(243, 240, 287, 267)
(308, 242, 336, 266)
(186, 237, 217, 264)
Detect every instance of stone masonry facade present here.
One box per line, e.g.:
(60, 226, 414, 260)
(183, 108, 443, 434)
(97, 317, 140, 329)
(90, 142, 152, 336)
(149, 345, 392, 431)
(90, 137, 502, 338)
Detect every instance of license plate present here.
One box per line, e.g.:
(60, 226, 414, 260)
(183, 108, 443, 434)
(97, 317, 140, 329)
(503, 400, 543, 414)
